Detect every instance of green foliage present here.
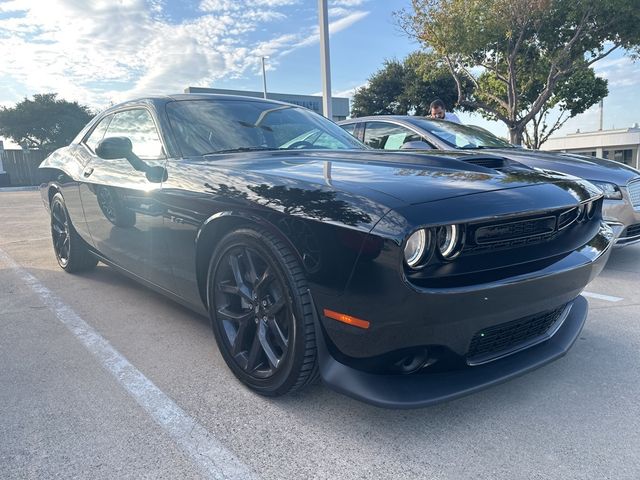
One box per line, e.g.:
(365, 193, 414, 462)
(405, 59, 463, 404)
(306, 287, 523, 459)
(399, 0, 640, 144)
(524, 65, 608, 148)
(555, 67, 608, 118)
(351, 52, 463, 117)
(0, 93, 94, 151)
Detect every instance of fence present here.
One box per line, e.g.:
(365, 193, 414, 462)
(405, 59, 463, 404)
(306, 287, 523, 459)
(0, 149, 49, 187)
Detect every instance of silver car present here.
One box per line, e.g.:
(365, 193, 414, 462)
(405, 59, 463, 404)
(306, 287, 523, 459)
(339, 116, 640, 246)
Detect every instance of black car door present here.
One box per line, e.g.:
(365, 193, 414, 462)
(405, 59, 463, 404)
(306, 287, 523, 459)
(78, 107, 176, 292)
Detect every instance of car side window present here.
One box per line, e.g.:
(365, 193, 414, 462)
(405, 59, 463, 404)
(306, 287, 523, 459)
(363, 122, 422, 150)
(341, 123, 357, 136)
(103, 109, 164, 159)
(83, 115, 113, 153)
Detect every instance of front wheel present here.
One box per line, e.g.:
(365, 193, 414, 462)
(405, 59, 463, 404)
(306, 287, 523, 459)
(207, 227, 318, 396)
(50, 193, 98, 273)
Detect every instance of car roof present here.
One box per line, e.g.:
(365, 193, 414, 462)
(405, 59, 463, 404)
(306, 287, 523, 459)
(339, 115, 416, 123)
(100, 93, 299, 115)
(338, 115, 451, 127)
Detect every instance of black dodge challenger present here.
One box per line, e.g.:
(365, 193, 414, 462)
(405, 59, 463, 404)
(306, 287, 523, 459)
(39, 94, 614, 408)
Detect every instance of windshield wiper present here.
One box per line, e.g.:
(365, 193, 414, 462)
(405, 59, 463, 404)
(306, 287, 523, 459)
(204, 147, 278, 155)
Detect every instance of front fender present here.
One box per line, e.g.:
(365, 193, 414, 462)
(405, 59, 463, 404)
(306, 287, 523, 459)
(194, 209, 376, 309)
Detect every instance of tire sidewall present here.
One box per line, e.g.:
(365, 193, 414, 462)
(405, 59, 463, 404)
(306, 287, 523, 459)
(50, 193, 71, 270)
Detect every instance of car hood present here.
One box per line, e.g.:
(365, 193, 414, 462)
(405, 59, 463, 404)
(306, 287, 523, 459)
(207, 150, 596, 207)
(487, 148, 640, 186)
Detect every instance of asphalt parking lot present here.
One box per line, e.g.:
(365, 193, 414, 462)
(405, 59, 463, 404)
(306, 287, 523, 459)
(1, 189, 640, 480)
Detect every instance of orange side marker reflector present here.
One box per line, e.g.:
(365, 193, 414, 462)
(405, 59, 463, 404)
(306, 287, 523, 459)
(323, 309, 370, 329)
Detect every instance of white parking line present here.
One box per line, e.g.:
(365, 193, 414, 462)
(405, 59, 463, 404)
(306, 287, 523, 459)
(0, 247, 258, 480)
(583, 291, 624, 302)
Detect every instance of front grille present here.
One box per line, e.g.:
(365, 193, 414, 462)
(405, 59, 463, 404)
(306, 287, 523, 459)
(475, 216, 556, 244)
(467, 304, 568, 365)
(628, 179, 640, 208)
(624, 223, 640, 238)
(462, 202, 598, 256)
(463, 231, 556, 253)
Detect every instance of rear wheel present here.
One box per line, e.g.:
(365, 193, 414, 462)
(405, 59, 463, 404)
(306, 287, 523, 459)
(207, 227, 318, 396)
(50, 193, 98, 273)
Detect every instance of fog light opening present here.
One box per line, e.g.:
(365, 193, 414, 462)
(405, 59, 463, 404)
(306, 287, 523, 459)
(394, 348, 429, 374)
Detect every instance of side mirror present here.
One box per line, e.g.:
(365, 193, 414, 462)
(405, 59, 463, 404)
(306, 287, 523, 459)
(95, 137, 134, 160)
(400, 140, 433, 150)
(95, 136, 166, 183)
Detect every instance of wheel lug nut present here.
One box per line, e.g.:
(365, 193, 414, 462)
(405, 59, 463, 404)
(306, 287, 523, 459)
(262, 300, 267, 306)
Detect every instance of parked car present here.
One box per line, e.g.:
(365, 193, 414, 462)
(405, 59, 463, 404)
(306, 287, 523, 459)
(339, 116, 640, 246)
(40, 94, 613, 408)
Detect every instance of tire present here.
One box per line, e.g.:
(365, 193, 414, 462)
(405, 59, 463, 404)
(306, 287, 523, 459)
(207, 227, 319, 396)
(50, 193, 98, 273)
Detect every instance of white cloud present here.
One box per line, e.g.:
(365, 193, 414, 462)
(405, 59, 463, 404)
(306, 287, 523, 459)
(0, 0, 369, 109)
(593, 54, 640, 88)
(330, 0, 367, 6)
(328, 7, 350, 17)
(200, 0, 298, 12)
(287, 10, 369, 51)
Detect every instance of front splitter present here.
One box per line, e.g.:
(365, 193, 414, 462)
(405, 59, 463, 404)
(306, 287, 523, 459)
(315, 295, 588, 409)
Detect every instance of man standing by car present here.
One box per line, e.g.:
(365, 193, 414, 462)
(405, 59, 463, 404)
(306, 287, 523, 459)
(429, 99, 461, 124)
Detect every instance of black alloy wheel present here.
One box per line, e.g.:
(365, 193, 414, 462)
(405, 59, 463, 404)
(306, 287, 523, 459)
(50, 193, 98, 273)
(208, 227, 318, 396)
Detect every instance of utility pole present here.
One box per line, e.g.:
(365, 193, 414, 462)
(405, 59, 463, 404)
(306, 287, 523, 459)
(318, 0, 332, 119)
(261, 56, 269, 99)
(599, 99, 603, 131)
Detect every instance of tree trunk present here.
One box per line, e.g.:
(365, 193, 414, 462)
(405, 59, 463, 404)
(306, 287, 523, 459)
(509, 127, 524, 146)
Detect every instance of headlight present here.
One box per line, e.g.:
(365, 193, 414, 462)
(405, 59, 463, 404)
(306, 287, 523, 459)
(404, 229, 429, 268)
(436, 224, 463, 259)
(577, 200, 597, 222)
(588, 180, 622, 200)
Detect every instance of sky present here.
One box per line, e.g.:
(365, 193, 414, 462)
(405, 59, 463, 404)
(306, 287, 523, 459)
(0, 0, 639, 147)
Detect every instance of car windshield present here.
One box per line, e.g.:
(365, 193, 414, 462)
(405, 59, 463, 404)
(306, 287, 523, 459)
(166, 98, 365, 156)
(409, 118, 516, 150)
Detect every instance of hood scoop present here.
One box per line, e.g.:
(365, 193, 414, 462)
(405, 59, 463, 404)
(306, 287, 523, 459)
(460, 155, 508, 170)
(460, 155, 533, 174)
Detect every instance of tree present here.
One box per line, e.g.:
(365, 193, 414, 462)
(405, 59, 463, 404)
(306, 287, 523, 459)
(398, 0, 640, 144)
(524, 65, 608, 149)
(0, 94, 94, 151)
(350, 52, 462, 117)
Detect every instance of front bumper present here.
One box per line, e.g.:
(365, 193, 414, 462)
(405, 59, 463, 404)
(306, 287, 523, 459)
(316, 295, 587, 409)
(602, 193, 640, 246)
(315, 222, 613, 408)
(321, 222, 613, 360)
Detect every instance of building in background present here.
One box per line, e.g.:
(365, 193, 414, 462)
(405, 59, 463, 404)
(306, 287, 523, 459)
(0, 140, 9, 187)
(184, 87, 349, 122)
(542, 126, 640, 169)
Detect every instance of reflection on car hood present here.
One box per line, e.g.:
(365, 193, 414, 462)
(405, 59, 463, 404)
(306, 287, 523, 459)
(209, 150, 594, 206)
(489, 148, 640, 186)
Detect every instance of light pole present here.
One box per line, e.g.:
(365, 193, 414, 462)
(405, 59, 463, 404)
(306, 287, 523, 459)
(261, 56, 269, 99)
(318, 0, 332, 119)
